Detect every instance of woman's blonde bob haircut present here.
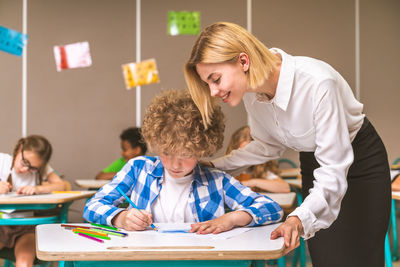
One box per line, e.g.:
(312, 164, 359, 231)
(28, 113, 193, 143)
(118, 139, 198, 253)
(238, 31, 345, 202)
(185, 22, 279, 128)
(141, 89, 225, 158)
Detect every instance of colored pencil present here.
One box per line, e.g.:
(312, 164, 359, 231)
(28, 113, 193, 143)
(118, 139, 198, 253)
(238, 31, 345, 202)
(90, 223, 118, 231)
(116, 187, 157, 231)
(90, 228, 126, 237)
(73, 228, 108, 237)
(77, 232, 104, 243)
(73, 230, 110, 240)
(61, 224, 91, 229)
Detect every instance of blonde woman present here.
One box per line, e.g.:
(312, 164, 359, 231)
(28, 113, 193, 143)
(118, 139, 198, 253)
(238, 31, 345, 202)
(226, 126, 290, 193)
(185, 22, 390, 266)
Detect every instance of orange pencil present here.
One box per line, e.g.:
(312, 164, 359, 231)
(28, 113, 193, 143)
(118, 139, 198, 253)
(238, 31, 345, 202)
(73, 228, 108, 237)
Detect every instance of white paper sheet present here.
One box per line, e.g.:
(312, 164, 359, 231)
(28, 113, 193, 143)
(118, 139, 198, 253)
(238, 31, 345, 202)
(133, 223, 253, 240)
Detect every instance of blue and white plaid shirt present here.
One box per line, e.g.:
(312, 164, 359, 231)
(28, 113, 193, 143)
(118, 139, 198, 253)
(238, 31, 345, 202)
(84, 156, 283, 227)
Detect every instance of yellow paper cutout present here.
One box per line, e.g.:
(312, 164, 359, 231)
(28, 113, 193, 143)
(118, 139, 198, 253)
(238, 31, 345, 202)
(122, 59, 160, 89)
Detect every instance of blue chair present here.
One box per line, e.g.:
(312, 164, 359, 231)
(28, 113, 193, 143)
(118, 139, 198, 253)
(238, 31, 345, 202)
(278, 158, 297, 169)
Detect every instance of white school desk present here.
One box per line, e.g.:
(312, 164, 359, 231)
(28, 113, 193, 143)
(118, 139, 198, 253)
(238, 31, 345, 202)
(280, 168, 301, 179)
(284, 179, 302, 189)
(74, 179, 109, 190)
(36, 223, 285, 267)
(262, 192, 296, 211)
(0, 191, 96, 225)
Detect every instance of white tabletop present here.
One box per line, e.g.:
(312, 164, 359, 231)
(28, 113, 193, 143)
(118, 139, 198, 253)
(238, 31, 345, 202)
(393, 191, 400, 200)
(0, 191, 96, 204)
(262, 192, 296, 209)
(36, 223, 284, 261)
(280, 168, 301, 178)
(75, 179, 109, 189)
(284, 179, 302, 189)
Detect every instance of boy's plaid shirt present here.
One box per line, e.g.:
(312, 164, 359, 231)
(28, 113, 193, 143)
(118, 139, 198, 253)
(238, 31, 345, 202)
(84, 156, 283, 226)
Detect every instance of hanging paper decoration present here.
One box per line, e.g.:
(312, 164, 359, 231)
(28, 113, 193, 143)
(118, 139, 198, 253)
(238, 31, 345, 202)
(167, 11, 200, 36)
(0, 26, 28, 56)
(121, 59, 160, 89)
(53, 41, 92, 72)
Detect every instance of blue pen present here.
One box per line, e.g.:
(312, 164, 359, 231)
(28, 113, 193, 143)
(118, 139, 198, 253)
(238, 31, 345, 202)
(116, 187, 157, 231)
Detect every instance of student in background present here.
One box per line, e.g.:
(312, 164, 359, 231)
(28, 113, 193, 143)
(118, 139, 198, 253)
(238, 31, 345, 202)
(226, 126, 290, 193)
(391, 166, 400, 191)
(95, 127, 147, 180)
(392, 176, 400, 191)
(84, 90, 282, 233)
(0, 135, 65, 267)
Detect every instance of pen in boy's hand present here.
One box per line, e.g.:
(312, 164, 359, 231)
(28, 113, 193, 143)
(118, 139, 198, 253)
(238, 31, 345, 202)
(116, 187, 158, 231)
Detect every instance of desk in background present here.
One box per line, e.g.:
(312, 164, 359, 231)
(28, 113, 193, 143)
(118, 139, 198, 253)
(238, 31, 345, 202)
(263, 192, 296, 213)
(36, 223, 285, 267)
(285, 179, 302, 189)
(0, 191, 96, 225)
(75, 180, 109, 190)
(280, 168, 301, 179)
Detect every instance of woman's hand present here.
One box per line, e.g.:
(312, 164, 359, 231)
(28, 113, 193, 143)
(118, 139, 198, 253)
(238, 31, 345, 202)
(0, 181, 11, 194)
(112, 209, 153, 231)
(16, 185, 39, 195)
(270, 216, 303, 254)
(191, 211, 252, 234)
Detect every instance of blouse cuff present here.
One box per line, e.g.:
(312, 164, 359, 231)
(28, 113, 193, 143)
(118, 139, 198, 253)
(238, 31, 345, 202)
(288, 206, 317, 240)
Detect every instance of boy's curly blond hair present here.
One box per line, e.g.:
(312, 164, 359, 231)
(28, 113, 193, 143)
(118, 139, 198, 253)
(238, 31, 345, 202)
(142, 89, 225, 158)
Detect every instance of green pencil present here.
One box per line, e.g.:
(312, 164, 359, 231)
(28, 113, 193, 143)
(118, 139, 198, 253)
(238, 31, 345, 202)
(90, 223, 118, 231)
(90, 228, 126, 237)
(73, 230, 111, 240)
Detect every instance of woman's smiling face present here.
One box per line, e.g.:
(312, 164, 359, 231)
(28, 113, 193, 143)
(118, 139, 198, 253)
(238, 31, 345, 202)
(196, 56, 249, 107)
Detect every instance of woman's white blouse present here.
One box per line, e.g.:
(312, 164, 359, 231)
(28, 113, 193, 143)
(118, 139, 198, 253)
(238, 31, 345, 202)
(212, 48, 364, 239)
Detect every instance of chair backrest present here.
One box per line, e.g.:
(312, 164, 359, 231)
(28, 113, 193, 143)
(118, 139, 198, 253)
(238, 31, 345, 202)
(278, 158, 298, 168)
(393, 158, 400, 166)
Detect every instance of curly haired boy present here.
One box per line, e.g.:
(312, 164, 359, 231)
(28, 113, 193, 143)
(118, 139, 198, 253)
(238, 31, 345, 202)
(84, 89, 282, 234)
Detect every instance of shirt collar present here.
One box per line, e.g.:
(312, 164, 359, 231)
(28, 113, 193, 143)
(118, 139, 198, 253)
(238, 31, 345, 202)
(267, 48, 295, 111)
(145, 156, 164, 178)
(146, 156, 209, 186)
(193, 165, 209, 186)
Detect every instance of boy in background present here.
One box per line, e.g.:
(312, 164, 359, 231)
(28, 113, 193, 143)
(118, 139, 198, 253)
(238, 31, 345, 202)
(95, 127, 147, 180)
(84, 89, 282, 233)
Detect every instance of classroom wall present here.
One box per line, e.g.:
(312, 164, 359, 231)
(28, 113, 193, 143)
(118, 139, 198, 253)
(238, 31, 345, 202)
(0, 0, 399, 222)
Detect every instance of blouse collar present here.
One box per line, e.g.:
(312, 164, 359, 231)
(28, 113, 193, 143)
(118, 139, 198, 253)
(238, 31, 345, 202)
(255, 48, 295, 112)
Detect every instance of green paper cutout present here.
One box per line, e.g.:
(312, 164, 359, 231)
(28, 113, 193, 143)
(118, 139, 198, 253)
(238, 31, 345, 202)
(168, 11, 200, 36)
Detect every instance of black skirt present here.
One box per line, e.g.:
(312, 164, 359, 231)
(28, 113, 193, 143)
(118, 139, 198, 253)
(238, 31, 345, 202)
(300, 117, 391, 267)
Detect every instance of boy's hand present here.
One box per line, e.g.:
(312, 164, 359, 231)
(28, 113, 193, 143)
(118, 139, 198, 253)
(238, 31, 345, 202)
(112, 209, 153, 231)
(270, 216, 303, 254)
(0, 181, 11, 194)
(190, 210, 252, 234)
(16, 185, 38, 195)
